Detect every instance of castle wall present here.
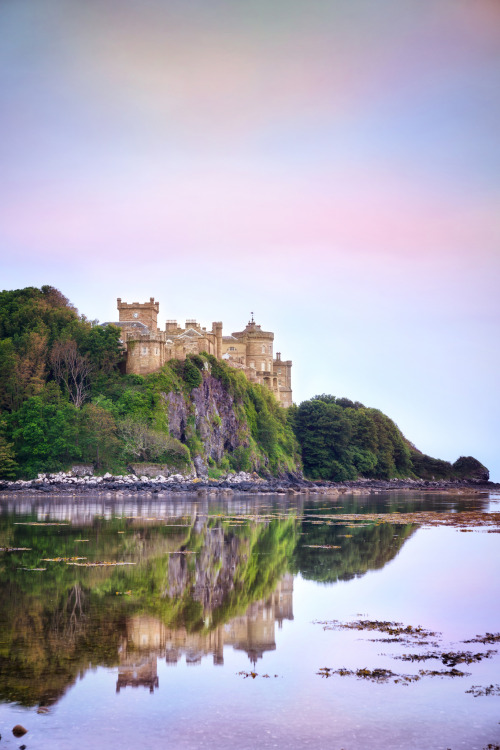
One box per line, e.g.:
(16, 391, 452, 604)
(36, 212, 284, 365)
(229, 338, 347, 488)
(125, 334, 164, 375)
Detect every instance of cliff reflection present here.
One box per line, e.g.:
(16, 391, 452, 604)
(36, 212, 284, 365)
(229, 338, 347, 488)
(0, 508, 297, 706)
(0, 493, 453, 707)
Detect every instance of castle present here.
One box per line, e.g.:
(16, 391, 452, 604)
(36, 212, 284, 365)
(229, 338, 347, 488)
(105, 298, 293, 407)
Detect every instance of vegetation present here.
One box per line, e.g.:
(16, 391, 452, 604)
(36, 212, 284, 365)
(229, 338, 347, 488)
(0, 286, 487, 481)
(291, 395, 413, 480)
(410, 452, 489, 481)
(0, 286, 300, 478)
(290, 394, 488, 481)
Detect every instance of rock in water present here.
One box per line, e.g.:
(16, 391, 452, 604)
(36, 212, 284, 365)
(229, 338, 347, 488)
(12, 725, 28, 737)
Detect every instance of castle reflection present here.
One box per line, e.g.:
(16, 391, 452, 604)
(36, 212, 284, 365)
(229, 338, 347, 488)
(116, 574, 293, 693)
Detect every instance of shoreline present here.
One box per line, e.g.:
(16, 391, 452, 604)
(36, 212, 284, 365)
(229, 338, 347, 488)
(0, 474, 498, 498)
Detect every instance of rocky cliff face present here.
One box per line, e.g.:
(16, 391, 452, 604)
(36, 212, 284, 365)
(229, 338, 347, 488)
(161, 374, 249, 475)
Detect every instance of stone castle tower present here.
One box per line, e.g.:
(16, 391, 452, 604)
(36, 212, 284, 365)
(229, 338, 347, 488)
(103, 299, 292, 406)
(222, 316, 293, 408)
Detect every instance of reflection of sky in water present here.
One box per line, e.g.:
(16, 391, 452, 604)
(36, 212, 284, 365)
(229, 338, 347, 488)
(0, 494, 498, 749)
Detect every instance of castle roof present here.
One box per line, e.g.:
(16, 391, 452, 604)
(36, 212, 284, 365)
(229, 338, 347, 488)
(101, 320, 150, 333)
(177, 327, 204, 338)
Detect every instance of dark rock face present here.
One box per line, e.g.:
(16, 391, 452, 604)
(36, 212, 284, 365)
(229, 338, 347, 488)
(191, 376, 246, 462)
(164, 392, 188, 442)
(162, 375, 247, 468)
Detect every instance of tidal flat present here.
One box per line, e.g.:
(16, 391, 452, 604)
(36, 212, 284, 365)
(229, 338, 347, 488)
(0, 491, 498, 750)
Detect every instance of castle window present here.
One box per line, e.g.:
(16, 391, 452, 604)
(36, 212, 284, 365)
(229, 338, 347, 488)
(141, 347, 147, 355)
(250, 361, 255, 369)
(261, 361, 265, 371)
(278, 369, 282, 375)
(155, 348, 159, 355)
(261, 345, 266, 353)
(229, 346, 236, 351)
(268, 345, 272, 354)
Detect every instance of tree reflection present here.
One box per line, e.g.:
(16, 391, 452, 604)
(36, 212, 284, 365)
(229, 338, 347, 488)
(0, 498, 426, 706)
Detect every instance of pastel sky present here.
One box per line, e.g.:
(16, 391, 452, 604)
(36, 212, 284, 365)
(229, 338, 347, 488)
(1, 0, 499, 478)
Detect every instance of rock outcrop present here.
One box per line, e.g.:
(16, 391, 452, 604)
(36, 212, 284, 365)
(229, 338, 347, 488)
(161, 374, 250, 475)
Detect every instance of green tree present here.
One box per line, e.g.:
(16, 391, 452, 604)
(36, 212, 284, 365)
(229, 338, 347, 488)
(0, 433, 18, 479)
(79, 404, 120, 469)
(9, 396, 80, 476)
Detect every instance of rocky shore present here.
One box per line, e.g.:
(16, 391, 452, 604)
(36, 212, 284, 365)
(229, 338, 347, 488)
(0, 470, 497, 496)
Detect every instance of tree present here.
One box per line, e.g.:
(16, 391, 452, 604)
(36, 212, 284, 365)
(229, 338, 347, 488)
(116, 417, 189, 466)
(78, 324, 123, 375)
(0, 434, 18, 479)
(50, 340, 93, 408)
(8, 396, 80, 476)
(79, 404, 120, 469)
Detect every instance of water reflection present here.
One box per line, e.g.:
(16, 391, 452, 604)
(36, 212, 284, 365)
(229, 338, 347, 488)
(117, 573, 293, 692)
(0, 492, 490, 709)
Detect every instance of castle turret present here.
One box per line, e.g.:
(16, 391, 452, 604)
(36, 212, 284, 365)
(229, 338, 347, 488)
(232, 317, 274, 374)
(212, 322, 223, 359)
(273, 353, 293, 408)
(117, 297, 159, 332)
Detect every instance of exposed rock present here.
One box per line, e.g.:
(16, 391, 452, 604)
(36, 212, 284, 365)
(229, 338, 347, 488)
(128, 463, 195, 479)
(163, 392, 188, 441)
(12, 725, 27, 737)
(71, 464, 94, 476)
(162, 375, 248, 465)
(193, 455, 208, 479)
(191, 376, 246, 462)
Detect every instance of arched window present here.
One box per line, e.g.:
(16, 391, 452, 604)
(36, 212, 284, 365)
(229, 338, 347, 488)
(261, 361, 265, 371)
(261, 345, 266, 353)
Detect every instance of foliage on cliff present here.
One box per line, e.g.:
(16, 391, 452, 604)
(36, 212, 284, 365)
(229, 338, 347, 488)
(0, 286, 300, 478)
(290, 394, 489, 482)
(290, 395, 413, 480)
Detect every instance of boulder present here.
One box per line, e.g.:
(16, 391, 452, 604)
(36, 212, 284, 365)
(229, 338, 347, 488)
(70, 464, 94, 476)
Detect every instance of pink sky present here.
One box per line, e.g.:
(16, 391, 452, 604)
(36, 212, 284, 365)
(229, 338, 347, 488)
(1, 0, 499, 477)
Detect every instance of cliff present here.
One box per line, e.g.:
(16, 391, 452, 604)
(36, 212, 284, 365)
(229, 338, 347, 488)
(152, 355, 302, 478)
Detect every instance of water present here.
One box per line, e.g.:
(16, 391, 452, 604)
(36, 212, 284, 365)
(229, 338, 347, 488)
(0, 491, 499, 749)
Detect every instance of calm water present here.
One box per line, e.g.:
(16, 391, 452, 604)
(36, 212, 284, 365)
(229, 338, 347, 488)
(0, 491, 499, 750)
